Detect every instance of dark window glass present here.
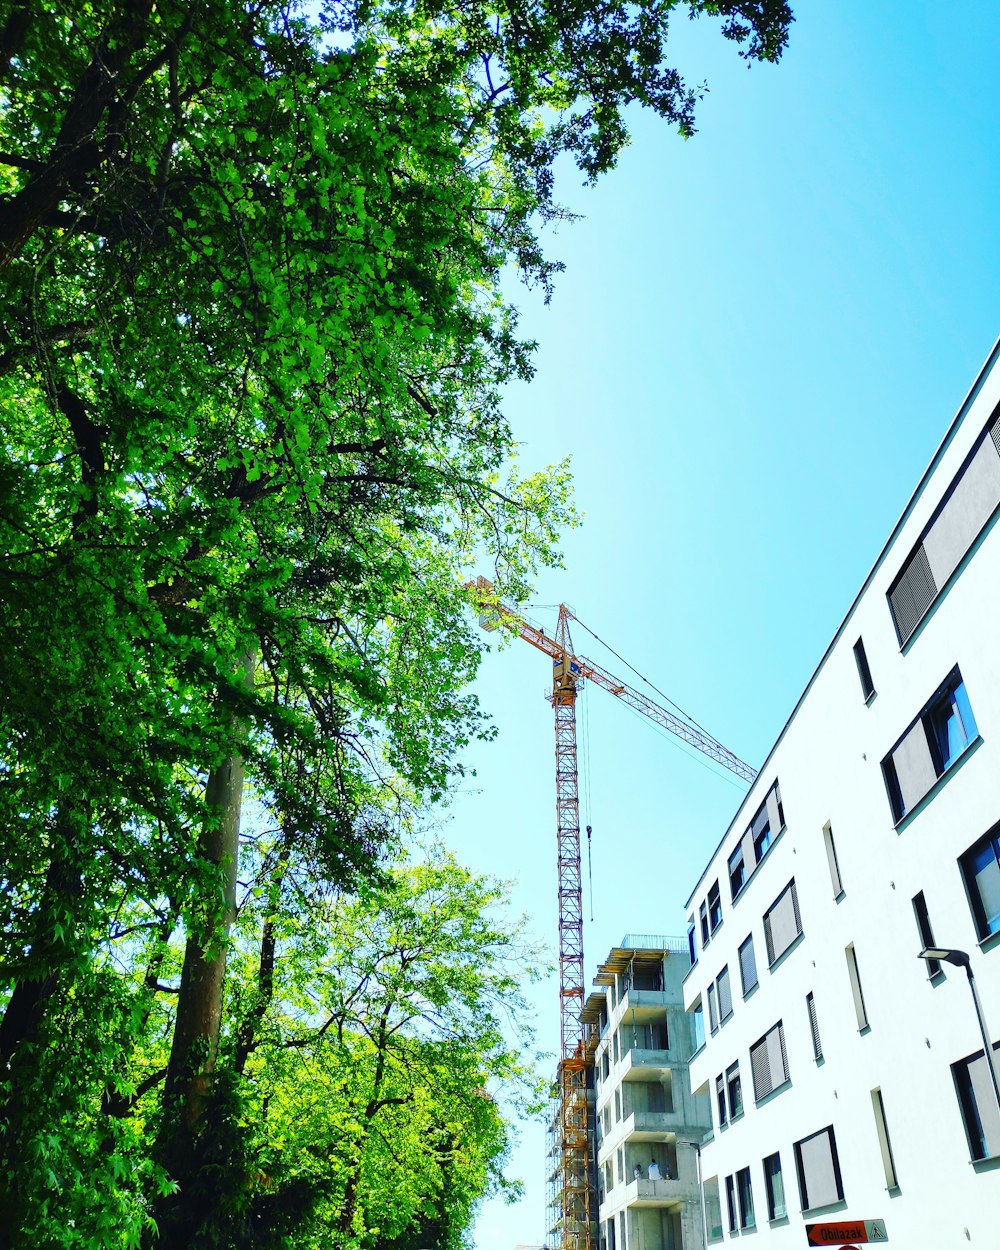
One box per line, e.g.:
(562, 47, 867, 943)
(736, 1166, 755, 1228)
(912, 891, 940, 975)
(726, 1062, 743, 1119)
(960, 825, 1000, 940)
(764, 1152, 786, 1221)
(708, 881, 722, 932)
(952, 1044, 1000, 1161)
(853, 637, 875, 700)
(687, 923, 697, 966)
(725, 1175, 737, 1233)
(716, 1074, 727, 1128)
(728, 844, 746, 899)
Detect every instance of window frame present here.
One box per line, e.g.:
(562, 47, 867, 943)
(952, 1042, 1000, 1161)
(738, 933, 758, 996)
(806, 991, 822, 1062)
(880, 666, 979, 824)
(726, 1060, 743, 1120)
(708, 880, 723, 934)
(750, 1020, 790, 1102)
(960, 822, 1000, 941)
(763, 879, 802, 967)
(853, 636, 876, 701)
(793, 1125, 844, 1212)
(763, 1152, 786, 1221)
(736, 1165, 755, 1229)
(845, 943, 869, 1032)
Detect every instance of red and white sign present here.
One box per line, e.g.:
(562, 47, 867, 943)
(806, 1220, 888, 1246)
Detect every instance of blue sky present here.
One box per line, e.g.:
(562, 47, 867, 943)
(437, 3, 1000, 1244)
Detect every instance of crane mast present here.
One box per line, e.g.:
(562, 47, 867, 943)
(469, 577, 756, 1250)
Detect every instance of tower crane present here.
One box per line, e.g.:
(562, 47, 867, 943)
(468, 577, 756, 1250)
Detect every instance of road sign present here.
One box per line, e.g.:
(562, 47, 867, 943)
(806, 1220, 888, 1246)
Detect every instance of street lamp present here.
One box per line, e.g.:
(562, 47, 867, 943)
(918, 946, 1000, 1114)
(678, 1139, 709, 1250)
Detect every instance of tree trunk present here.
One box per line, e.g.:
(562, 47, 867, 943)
(160, 650, 255, 1132)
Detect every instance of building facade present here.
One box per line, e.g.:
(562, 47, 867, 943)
(586, 936, 712, 1250)
(681, 340, 1000, 1245)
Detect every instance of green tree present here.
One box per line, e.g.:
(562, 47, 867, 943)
(0, 0, 791, 1239)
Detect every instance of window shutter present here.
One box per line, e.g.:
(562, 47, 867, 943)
(764, 880, 801, 965)
(739, 936, 758, 995)
(889, 544, 937, 645)
(717, 967, 732, 1020)
(797, 1127, 841, 1209)
(765, 783, 782, 839)
(966, 1051, 1000, 1158)
(806, 992, 822, 1060)
(890, 720, 937, 817)
(923, 435, 1000, 588)
(751, 1022, 788, 1100)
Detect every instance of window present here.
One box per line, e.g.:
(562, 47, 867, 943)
(692, 1002, 705, 1052)
(700, 902, 709, 947)
(728, 843, 747, 899)
(960, 823, 1000, 939)
(707, 982, 718, 1034)
(912, 891, 941, 975)
(716, 1074, 727, 1128)
(806, 992, 822, 1062)
(853, 637, 875, 700)
(717, 966, 733, 1023)
(726, 1061, 743, 1119)
(763, 879, 802, 966)
(953, 1043, 1000, 1160)
(703, 1176, 723, 1242)
(823, 822, 844, 897)
(888, 412, 1000, 646)
(871, 1087, 898, 1188)
(845, 943, 869, 1031)
(708, 880, 722, 933)
(736, 1166, 755, 1229)
(728, 780, 785, 901)
(750, 1021, 789, 1101)
(739, 934, 758, 996)
(687, 922, 697, 966)
(881, 667, 978, 823)
(763, 1152, 786, 1221)
(794, 1125, 844, 1211)
(725, 1174, 737, 1234)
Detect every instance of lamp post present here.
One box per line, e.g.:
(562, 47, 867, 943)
(679, 1139, 709, 1250)
(918, 946, 1000, 1114)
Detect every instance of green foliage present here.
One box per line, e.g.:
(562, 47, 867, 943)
(0, 0, 790, 1241)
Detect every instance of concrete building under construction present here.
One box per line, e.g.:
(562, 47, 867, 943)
(578, 935, 712, 1250)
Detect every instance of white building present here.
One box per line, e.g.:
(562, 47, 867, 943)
(680, 339, 1000, 1246)
(586, 936, 712, 1250)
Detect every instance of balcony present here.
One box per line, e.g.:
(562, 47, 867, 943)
(621, 1109, 679, 1142)
(626, 1176, 685, 1208)
(621, 1046, 672, 1080)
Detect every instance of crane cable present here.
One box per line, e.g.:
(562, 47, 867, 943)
(581, 686, 595, 923)
(570, 611, 722, 745)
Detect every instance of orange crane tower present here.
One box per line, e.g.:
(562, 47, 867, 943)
(470, 577, 756, 1250)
